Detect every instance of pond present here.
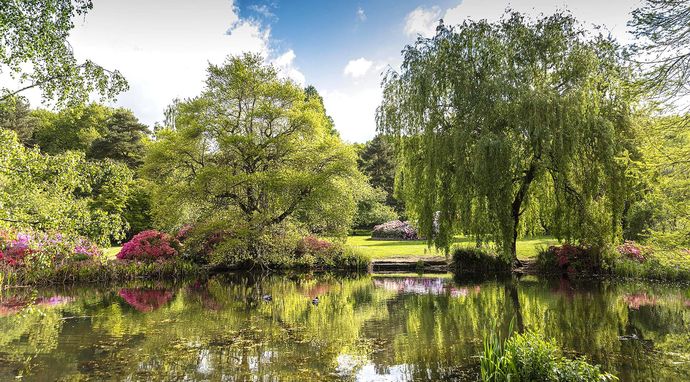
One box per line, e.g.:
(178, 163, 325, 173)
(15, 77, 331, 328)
(0, 273, 689, 381)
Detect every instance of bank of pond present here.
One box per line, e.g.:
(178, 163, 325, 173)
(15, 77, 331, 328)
(0, 273, 688, 381)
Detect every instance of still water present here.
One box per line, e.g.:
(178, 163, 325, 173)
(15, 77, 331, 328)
(0, 273, 688, 381)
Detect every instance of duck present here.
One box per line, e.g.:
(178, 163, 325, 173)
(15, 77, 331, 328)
(311, 296, 319, 305)
(262, 294, 272, 302)
(618, 333, 639, 341)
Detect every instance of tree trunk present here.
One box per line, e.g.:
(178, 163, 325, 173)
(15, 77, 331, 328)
(510, 160, 539, 266)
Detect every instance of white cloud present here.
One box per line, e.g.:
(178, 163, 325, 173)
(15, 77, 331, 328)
(272, 49, 306, 86)
(442, 0, 641, 44)
(16, 0, 307, 127)
(344, 57, 373, 79)
(404, 6, 442, 37)
(357, 6, 367, 22)
(322, 86, 382, 142)
(249, 4, 276, 20)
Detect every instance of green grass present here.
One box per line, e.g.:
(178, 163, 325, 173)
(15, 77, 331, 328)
(346, 235, 557, 260)
(103, 246, 121, 260)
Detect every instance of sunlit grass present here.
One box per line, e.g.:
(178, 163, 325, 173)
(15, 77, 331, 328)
(103, 246, 121, 260)
(346, 235, 558, 260)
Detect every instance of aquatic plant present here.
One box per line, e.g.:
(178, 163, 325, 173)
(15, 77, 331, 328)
(480, 328, 618, 382)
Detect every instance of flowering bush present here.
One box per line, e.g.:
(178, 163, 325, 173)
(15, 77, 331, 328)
(116, 230, 180, 262)
(537, 244, 602, 274)
(0, 228, 102, 268)
(372, 220, 419, 240)
(296, 235, 333, 256)
(175, 224, 193, 242)
(616, 241, 647, 263)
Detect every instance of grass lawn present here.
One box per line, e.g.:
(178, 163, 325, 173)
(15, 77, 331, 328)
(104, 236, 559, 262)
(103, 246, 121, 260)
(346, 235, 557, 260)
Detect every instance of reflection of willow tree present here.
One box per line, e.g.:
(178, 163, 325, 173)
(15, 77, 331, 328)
(363, 281, 512, 380)
(517, 279, 690, 382)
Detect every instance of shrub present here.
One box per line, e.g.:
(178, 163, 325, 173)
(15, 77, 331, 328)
(371, 220, 419, 240)
(116, 230, 180, 262)
(611, 257, 690, 282)
(616, 241, 647, 263)
(296, 235, 333, 255)
(0, 228, 102, 270)
(452, 247, 511, 275)
(292, 243, 370, 270)
(536, 244, 606, 275)
(175, 224, 193, 242)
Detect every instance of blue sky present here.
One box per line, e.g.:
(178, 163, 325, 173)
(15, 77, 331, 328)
(31, 0, 640, 142)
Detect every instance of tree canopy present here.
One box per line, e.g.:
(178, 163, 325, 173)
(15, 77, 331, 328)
(630, 0, 690, 108)
(144, 54, 363, 262)
(378, 12, 639, 260)
(0, 129, 132, 244)
(88, 109, 150, 168)
(0, 0, 127, 105)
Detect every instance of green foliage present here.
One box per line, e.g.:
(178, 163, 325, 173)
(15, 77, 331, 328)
(626, 116, 689, 248)
(452, 247, 511, 275)
(122, 184, 154, 239)
(0, 96, 38, 145)
(144, 54, 364, 265)
(353, 186, 398, 229)
(0, 0, 127, 105)
(612, 256, 690, 282)
(481, 329, 617, 382)
(378, 12, 638, 260)
(630, 0, 690, 105)
(357, 134, 401, 212)
(481, 327, 517, 382)
(32, 103, 111, 154)
(0, 129, 131, 244)
(88, 109, 150, 168)
(2, 258, 200, 285)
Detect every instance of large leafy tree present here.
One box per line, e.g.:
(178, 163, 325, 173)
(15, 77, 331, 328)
(88, 109, 149, 168)
(32, 103, 111, 154)
(378, 13, 639, 261)
(626, 116, 690, 247)
(144, 54, 362, 261)
(357, 134, 401, 212)
(0, 129, 132, 244)
(0, 95, 38, 145)
(0, 0, 127, 105)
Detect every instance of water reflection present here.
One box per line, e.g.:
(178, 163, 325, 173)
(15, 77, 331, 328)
(0, 274, 688, 381)
(118, 288, 174, 312)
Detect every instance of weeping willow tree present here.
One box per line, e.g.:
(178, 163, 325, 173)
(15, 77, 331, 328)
(377, 12, 639, 262)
